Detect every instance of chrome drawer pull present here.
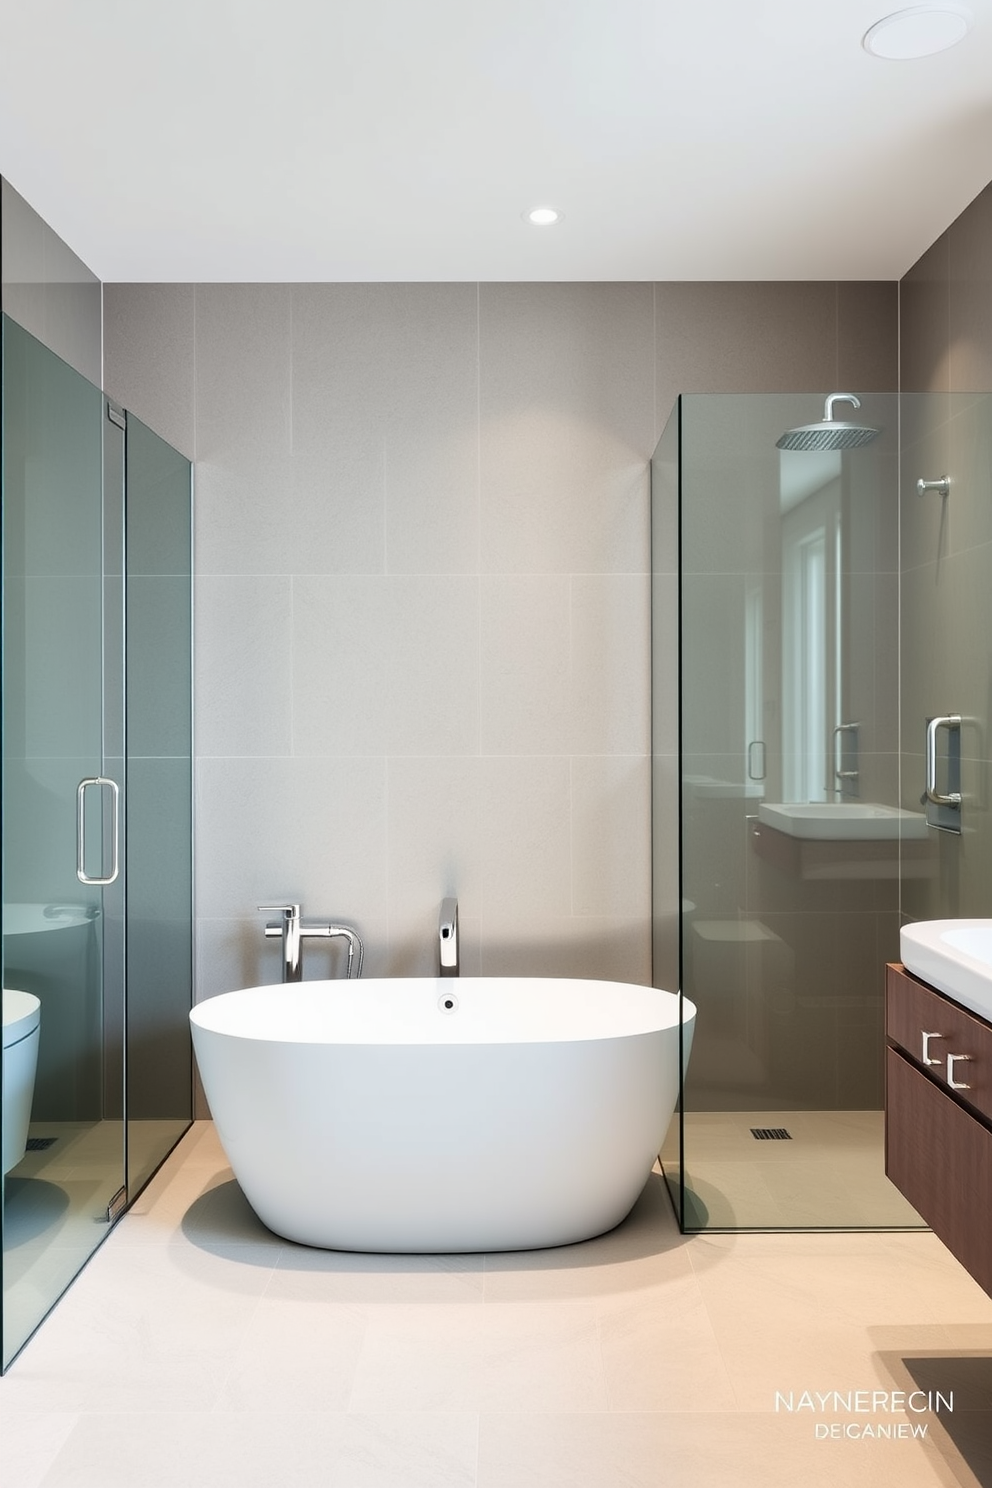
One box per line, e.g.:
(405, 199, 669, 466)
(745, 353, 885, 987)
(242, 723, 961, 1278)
(946, 1053, 972, 1090)
(921, 1031, 943, 1066)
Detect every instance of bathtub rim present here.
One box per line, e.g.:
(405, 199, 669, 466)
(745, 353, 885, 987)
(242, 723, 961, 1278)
(190, 976, 696, 1048)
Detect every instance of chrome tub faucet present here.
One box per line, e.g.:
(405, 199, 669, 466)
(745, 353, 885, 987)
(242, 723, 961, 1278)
(259, 903, 364, 981)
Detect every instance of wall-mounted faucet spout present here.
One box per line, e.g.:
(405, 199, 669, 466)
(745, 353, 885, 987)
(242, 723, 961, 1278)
(259, 903, 364, 981)
(439, 897, 459, 977)
(259, 903, 302, 981)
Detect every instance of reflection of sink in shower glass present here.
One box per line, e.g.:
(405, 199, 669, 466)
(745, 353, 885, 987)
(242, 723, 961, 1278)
(684, 775, 765, 799)
(757, 802, 928, 840)
(2, 903, 95, 936)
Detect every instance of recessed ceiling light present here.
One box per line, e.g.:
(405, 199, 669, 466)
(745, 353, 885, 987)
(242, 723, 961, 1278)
(524, 206, 562, 227)
(863, 4, 973, 59)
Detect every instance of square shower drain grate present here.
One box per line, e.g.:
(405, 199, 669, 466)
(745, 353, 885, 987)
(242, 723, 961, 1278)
(25, 1137, 58, 1151)
(750, 1127, 792, 1140)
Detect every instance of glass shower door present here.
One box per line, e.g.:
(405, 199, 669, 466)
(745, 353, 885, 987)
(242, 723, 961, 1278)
(123, 412, 193, 1197)
(655, 391, 927, 1231)
(2, 316, 126, 1366)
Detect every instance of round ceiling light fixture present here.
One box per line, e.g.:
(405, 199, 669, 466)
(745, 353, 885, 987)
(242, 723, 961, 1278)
(863, 4, 973, 58)
(524, 206, 562, 227)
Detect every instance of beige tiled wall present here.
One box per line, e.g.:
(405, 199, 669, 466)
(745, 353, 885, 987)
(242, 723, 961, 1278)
(899, 182, 992, 922)
(103, 278, 896, 1088)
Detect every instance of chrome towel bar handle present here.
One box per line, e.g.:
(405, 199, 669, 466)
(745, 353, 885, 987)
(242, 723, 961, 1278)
(925, 715, 962, 807)
(76, 777, 120, 885)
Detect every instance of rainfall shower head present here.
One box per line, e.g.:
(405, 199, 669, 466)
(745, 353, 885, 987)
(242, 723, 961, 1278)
(776, 393, 879, 452)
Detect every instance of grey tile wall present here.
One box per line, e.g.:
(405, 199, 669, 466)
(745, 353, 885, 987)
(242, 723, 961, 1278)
(900, 182, 992, 922)
(1, 178, 101, 383)
(103, 277, 898, 1113)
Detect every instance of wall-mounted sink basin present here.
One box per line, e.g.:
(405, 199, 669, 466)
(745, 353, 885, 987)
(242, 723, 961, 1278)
(684, 775, 764, 800)
(757, 802, 928, 841)
(900, 919, 992, 1023)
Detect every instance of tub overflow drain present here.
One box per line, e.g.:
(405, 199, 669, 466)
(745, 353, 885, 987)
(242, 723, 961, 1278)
(438, 994, 458, 1013)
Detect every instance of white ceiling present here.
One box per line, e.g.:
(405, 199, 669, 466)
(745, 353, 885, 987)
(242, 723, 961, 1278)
(2, 0, 992, 283)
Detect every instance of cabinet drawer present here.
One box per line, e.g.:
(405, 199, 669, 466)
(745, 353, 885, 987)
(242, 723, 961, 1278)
(886, 1046, 992, 1298)
(886, 963, 992, 1125)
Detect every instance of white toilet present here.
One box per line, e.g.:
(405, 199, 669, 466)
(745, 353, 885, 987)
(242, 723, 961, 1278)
(3, 987, 41, 1175)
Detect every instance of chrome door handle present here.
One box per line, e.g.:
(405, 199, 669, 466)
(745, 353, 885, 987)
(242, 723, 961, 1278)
(76, 777, 120, 885)
(832, 722, 859, 783)
(946, 1053, 972, 1090)
(921, 1030, 943, 1066)
(747, 740, 766, 782)
(925, 715, 962, 806)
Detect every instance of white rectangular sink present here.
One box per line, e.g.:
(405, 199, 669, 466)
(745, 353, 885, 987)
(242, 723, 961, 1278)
(757, 802, 929, 841)
(900, 919, 992, 1023)
(683, 775, 764, 800)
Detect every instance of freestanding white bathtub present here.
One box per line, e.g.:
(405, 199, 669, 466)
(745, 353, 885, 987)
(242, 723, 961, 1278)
(190, 978, 694, 1253)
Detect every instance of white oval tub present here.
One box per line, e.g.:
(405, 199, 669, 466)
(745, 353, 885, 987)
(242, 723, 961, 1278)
(190, 978, 694, 1253)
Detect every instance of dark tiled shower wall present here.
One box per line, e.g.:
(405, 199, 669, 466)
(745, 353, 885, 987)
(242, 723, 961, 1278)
(899, 180, 992, 924)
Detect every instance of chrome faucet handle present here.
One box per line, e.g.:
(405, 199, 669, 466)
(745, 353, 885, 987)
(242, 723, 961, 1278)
(258, 902, 300, 930)
(258, 904, 303, 981)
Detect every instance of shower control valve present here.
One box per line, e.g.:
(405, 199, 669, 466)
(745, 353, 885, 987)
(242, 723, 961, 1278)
(916, 476, 950, 498)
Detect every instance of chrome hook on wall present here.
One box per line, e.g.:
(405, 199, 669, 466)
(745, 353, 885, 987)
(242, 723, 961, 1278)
(917, 476, 950, 498)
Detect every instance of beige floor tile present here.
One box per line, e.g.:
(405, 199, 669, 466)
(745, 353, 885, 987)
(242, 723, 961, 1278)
(269, 1245, 486, 1305)
(347, 1303, 489, 1412)
(695, 1240, 992, 1335)
(0, 1410, 79, 1488)
(5, 1119, 990, 1488)
(476, 1301, 610, 1412)
(482, 1175, 691, 1306)
(347, 1300, 611, 1414)
(212, 1297, 369, 1412)
(35, 1410, 348, 1488)
(117, 1167, 280, 1255)
(690, 1241, 992, 1415)
(599, 1278, 738, 1412)
(337, 1412, 479, 1488)
(13, 1239, 274, 1413)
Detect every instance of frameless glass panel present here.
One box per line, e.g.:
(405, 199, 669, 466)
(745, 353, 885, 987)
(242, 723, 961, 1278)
(650, 400, 683, 1225)
(655, 390, 926, 1230)
(899, 390, 992, 918)
(123, 414, 193, 1195)
(2, 316, 126, 1366)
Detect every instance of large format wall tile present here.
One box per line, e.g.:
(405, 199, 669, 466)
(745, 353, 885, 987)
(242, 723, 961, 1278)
(195, 755, 387, 924)
(837, 281, 898, 393)
(948, 181, 992, 394)
(103, 284, 195, 457)
(194, 285, 294, 576)
(900, 233, 951, 396)
(194, 575, 294, 758)
(654, 282, 838, 431)
(479, 283, 654, 576)
(293, 574, 480, 758)
(101, 274, 899, 1092)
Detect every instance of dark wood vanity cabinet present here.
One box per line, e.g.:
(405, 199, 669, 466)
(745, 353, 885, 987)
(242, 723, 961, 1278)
(885, 963, 992, 1298)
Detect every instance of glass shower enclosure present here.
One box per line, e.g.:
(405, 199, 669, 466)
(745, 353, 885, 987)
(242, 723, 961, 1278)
(1, 315, 194, 1367)
(653, 392, 928, 1231)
